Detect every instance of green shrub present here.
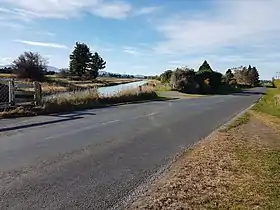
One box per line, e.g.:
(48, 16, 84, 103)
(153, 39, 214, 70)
(170, 68, 197, 93)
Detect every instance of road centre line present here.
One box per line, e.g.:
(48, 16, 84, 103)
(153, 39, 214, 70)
(45, 119, 121, 140)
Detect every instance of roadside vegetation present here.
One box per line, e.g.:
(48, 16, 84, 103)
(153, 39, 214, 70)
(273, 78, 280, 88)
(253, 88, 280, 118)
(129, 87, 280, 209)
(0, 86, 158, 118)
(154, 61, 260, 96)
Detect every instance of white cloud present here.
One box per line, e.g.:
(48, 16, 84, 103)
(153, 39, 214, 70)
(14, 40, 68, 49)
(0, 0, 156, 21)
(91, 1, 132, 19)
(0, 0, 134, 20)
(135, 6, 158, 15)
(0, 7, 32, 22)
(154, 0, 280, 55)
(123, 46, 138, 55)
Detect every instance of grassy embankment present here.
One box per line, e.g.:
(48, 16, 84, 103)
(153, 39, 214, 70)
(0, 86, 159, 118)
(129, 88, 280, 210)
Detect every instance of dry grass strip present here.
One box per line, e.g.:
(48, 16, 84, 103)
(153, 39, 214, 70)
(129, 113, 280, 210)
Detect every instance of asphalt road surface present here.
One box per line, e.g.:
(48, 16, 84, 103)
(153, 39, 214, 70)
(0, 88, 264, 209)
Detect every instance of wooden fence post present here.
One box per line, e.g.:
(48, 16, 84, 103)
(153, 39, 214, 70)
(34, 82, 42, 106)
(8, 79, 15, 106)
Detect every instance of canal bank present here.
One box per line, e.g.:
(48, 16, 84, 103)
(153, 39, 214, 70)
(0, 80, 158, 118)
(44, 80, 148, 100)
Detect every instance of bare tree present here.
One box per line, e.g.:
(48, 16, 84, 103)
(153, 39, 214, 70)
(13, 52, 47, 81)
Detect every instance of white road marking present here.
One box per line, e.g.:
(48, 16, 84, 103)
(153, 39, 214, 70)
(132, 112, 160, 120)
(101, 120, 120, 125)
(45, 119, 120, 140)
(143, 112, 159, 117)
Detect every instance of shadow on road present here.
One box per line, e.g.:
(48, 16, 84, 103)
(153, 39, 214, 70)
(230, 91, 266, 96)
(0, 112, 97, 133)
(47, 111, 96, 118)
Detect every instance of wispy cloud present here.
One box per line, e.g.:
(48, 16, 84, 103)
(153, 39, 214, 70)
(14, 40, 68, 49)
(122, 46, 138, 55)
(0, 0, 135, 20)
(0, 7, 33, 22)
(91, 1, 132, 19)
(135, 6, 158, 15)
(154, 0, 280, 55)
(0, 0, 156, 21)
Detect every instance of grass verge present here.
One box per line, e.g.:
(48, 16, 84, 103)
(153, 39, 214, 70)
(220, 112, 251, 132)
(253, 88, 280, 117)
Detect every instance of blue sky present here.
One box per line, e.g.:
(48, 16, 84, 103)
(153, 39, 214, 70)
(0, 0, 279, 79)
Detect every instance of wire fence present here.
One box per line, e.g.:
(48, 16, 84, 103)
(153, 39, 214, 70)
(0, 79, 13, 108)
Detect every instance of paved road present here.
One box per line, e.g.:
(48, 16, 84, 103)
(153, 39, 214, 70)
(0, 88, 264, 209)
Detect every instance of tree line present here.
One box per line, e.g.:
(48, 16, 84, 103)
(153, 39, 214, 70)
(0, 42, 106, 81)
(160, 61, 260, 94)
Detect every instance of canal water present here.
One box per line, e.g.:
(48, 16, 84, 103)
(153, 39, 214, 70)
(45, 80, 148, 99)
(98, 80, 148, 96)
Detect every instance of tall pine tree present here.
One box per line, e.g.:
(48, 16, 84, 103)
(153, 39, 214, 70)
(251, 66, 260, 87)
(69, 42, 91, 77)
(87, 52, 106, 79)
(198, 60, 213, 73)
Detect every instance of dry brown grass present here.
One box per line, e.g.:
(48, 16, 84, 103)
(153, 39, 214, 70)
(129, 112, 280, 210)
(41, 84, 68, 94)
(0, 107, 36, 118)
(0, 73, 16, 78)
(41, 87, 158, 114)
(1, 73, 141, 94)
(0, 86, 159, 117)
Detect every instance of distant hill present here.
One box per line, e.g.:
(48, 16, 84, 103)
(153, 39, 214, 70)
(0, 65, 12, 69)
(0, 65, 146, 78)
(47, 66, 59, 72)
(0, 65, 59, 72)
(99, 71, 145, 78)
